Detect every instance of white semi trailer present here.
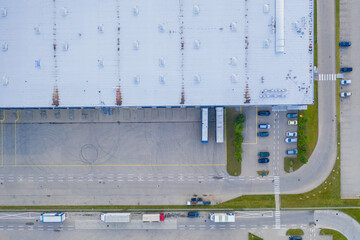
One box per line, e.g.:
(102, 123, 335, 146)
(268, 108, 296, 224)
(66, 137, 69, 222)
(40, 213, 66, 223)
(209, 213, 235, 222)
(100, 213, 131, 223)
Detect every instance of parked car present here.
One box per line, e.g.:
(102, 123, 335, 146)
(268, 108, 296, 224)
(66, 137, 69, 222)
(289, 237, 302, 240)
(258, 111, 271, 116)
(286, 131, 297, 137)
(285, 138, 297, 143)
(286, 113, 298, 118)
(257, 132, 269, 137)
(191, 198, 197, 205)
(286, 149, 298, 155)
(288, 120, 298, 126)
(258, 158, 270, 163)
(196, 198, 203, 205)
(258, 124, 271, 129)
(188, 212, 199, 218)
(258, 152, 270, 157)
(339, 41, 351, 47)
(340, 92, 352, 98)
(340, 80, 351, 85)
(340, 67, 353, 72)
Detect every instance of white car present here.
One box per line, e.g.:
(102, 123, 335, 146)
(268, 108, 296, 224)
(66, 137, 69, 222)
(340, 80, 351, 85)
(340, 92, 352, 98)
(285, 138, 297, 143)
(288, 120, 298, 126)
(286, 131, 297, 137)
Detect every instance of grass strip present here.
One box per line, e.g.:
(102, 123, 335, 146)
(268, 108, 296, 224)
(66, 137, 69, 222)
(320, 229, 347, 240)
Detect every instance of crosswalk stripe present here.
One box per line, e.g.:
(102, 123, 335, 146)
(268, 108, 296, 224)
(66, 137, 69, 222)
(317, 74, 337, 81)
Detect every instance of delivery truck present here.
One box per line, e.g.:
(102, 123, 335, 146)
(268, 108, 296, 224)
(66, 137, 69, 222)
(40, 213, 66, 223)
(100, 213, 131, 223)
(209, 213, 235, 222)
(142, 213, 165, 222)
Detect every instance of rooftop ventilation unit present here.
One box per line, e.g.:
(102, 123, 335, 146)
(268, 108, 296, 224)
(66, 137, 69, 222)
(263, 4, 270, 13)
(194, 74, 201, 84)
(159, 75, 165, 84)
(230, 57, 238, 66)
(2, 42, 8, 52)
(231, 74, 239, 83)
(159, 58, 165, 67)
(158, 24, 165, 33)
(62, 42, 69, 51)
(98, 59, 104, 68)
(35, 59, 41, 68)
(230, 22, 237, 32)
(133, 6, 139, 16)
(34, 25, 41, 35)
(62, 8, 69, 17)
(98, 24, 104, 33)
(193, 40, 201, 49)
(193, 5, 200, 15)
(2, 76, 9, 86)
(133, 40, 139, 50)
(134, 75, 140, 84)
(263, 39, 270, 48)
(1, 8, 7, 17)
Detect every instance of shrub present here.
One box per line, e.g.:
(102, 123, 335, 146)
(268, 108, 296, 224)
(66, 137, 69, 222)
(289, 160, 293, 167)
(233, 114, 245, 163)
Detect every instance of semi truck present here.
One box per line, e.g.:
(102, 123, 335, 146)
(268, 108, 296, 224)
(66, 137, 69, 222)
(142, 213, 165, 222)
(40, 213, 66, 223)
(209, 213, 235, 223)
(100, 213, 131, 223)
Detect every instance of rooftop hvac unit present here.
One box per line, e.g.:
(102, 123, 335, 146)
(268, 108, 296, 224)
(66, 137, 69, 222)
(263, 39, 270, 48)
(230, 22, 237, 32)
(1, 8, 7, 17)
(193, 40, 201, 49)
(98, 24, 104, 33)
(194, 74, 201, 84)
(159, 57, 165, 67)
(63, 42, 69, 51)
(263, 4, 270, 13)
(230, 57, 238, 66)
(231, 74, 239, 83)
(158, 24, 165, 33)
(35, 59, 41, 68)
(62, 8, 69, 17)
(2, 42, 8, 52)
(193, 5, 200, 15)
(98, 59, 104, 68)
(133, 6, 139, 16)
(159, 75, 165, 84)
(34, 25, 41, 34)
(2, 76, 9, 86)
(134, 75, 140, 84)
(133, 40, 139, 50)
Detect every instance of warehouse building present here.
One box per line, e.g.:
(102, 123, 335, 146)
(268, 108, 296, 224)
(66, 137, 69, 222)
(0, 0, 314, 109)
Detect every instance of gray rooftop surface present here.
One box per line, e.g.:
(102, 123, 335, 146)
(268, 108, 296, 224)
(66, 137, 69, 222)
(0, 0, 314, 108)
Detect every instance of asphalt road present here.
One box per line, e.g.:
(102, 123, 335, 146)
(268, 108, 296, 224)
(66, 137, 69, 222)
(0, 210, 358, 240)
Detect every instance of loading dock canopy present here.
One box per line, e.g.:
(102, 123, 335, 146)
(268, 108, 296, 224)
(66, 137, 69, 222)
(0, 0, 313, 108)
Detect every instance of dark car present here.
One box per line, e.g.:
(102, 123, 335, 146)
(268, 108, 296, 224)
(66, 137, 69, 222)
(191, 198, 197, 205)
(258, 158, 270, 163)
(257, 132, 269, 137)
(188, 212, 199, 218)
(286, 113, 298, 118)
(289, 237, 302, 240)
(258, 152, 270, 157)
(286, 149, 298, 155)
(339, 41, 351, 46)
(258, 111, 271, 116)
(340, 67, 353, 72)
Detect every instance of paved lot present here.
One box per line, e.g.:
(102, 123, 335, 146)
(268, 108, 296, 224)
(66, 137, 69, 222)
(339, 0, 360, 198)
(0, 210, 355, 240)
(242, 107, 298, 177)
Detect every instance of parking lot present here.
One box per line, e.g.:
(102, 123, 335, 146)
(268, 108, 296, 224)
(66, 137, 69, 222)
(241, 107, 298, 177)
(339, 0, 360, 198)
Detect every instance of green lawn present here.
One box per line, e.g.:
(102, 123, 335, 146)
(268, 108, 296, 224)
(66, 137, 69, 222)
(340, 209, 360, 224)
(226, 107, 242, 176)
(284, 157, 303, 173)
(249, 233, 263, 240)
(320, 229, 347, 240)
(286, 229, 304, 236)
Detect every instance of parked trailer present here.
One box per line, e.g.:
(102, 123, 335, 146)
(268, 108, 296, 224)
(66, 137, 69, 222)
(209, 213, 235, 223)
(40, 213, 66, 223)
(201, 108, 209, 143)
(215, 107, 224, 143)
(100, 213, 131, 223)
(142, 213, 165, 222)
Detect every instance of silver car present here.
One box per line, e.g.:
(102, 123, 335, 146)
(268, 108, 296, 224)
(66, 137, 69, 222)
(285, 138, 297, 143)
(286, 131, 297, 137)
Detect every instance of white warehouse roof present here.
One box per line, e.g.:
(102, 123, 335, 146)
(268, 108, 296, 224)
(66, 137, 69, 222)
(0, 0, 314, 108)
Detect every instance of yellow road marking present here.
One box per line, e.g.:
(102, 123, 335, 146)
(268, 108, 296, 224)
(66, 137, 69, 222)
(14, 110, 19, 166)
(1, 163, 226, 168)
(0, 110, 4, 167)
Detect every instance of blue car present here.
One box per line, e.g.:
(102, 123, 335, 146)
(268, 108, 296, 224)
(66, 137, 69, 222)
(286, 113, 298, 118)
(339, 41, 351, 47)
(258, 111, 271, 116)
(188, 212, 199, 218)
(257, 132, 269, 137)
(340, 67, 353, 72)
(258, 158, 270, 163)
(289, 237, 302, 240)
